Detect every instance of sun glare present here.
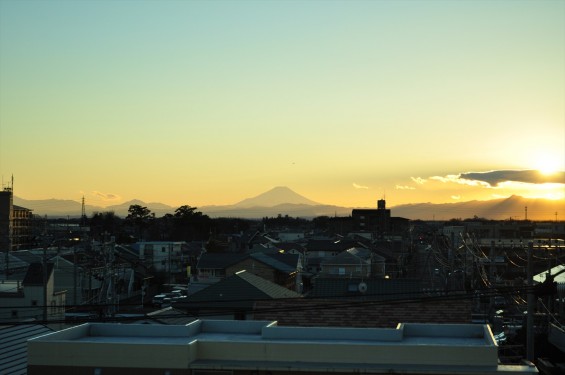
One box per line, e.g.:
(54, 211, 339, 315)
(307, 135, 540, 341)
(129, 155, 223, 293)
(533, 152, 562, 175)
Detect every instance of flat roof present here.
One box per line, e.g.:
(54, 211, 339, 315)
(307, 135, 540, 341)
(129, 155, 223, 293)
(28, 320, 537, 374)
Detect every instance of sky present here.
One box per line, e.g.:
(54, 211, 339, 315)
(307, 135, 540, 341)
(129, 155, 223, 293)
(0, 0, 564, 209)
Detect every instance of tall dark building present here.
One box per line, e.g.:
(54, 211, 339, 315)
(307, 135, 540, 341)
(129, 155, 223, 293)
(0, 187, 13, 252)
(352, 199, 391, 237)
(1, 180, 34, 252)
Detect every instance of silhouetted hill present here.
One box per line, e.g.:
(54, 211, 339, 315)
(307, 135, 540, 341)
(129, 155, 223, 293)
(233, 186, 320, 207)
(391, 195, 563, 221)
(12, 191, 564, 221)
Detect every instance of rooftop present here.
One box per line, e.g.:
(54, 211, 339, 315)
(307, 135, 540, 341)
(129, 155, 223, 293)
(28, 320, 537, 374)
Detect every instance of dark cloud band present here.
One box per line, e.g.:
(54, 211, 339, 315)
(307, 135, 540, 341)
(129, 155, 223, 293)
(460, 170, 565, 186)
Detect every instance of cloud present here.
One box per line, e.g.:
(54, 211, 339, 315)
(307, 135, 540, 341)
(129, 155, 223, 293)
(92, 191, 121, 202)
(430, 174, 491, 187)
(411, 177, 426, 185)
(353, 183, 369, 189)
(460, 170, 565, 186)
(395, 185, 415, 190)
(451, 195, 461, 200)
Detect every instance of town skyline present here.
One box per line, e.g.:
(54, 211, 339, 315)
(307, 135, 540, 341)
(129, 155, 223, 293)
(1, 1, 563, 209)
(11, 185, 565, 222)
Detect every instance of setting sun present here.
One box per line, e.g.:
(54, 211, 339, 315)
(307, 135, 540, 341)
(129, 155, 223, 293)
(533, 152, 562, 175)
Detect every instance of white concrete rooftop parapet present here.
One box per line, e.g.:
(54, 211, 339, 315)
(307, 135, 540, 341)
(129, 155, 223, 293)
(27, 320, 536, 374)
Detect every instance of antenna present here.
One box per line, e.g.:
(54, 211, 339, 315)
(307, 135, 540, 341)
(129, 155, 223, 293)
(81, 196, 87, 224)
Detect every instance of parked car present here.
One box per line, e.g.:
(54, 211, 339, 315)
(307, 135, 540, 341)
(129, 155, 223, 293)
(152, 294, 168, 307)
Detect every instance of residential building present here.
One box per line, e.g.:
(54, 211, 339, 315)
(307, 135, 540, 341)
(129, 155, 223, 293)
(352, 198, 391, 235)
(175, 270, 300, 320)
(194, 252, 248, 284)
(0, 184, 35, 252)
(134, 241, 186, 281)
(319, 247, 385, 278)
(228, 251, 301, 291)
(28, 319, 537, 374)
(0, 262, 65, 323)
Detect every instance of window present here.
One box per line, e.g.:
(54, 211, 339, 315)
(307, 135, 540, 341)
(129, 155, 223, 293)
(31, 300, 38, 306)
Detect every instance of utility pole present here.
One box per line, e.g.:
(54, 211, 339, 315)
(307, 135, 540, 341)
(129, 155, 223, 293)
(489, 240, 495, 318)
(169, 243, 172, 285)
(43, 246, 48, 322)
(73, 248, 77, 307)
(526, 241, 534, 362)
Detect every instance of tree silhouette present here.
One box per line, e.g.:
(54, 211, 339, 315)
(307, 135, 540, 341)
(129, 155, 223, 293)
(171, 205, 209, 241)
(90, 211, 122, 240)
(125, 204, 153, 240)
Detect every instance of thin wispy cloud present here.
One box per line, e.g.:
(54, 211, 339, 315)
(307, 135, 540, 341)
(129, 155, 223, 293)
(396, 185, 415, 190)
(353, 183, 369, 189)
(411, 177, 426, 185)
(92, 191, 121, 202)
(430, 174, 491, 187)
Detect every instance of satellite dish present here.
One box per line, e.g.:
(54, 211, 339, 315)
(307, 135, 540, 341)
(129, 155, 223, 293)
(358, 282, 367, 293)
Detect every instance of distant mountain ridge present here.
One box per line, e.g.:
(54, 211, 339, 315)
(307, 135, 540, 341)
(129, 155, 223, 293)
(13, 188, 565, 221)
(234, 186, 320, 207)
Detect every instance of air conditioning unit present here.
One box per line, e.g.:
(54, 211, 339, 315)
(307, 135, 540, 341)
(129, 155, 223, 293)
(358, 282, 368, 293)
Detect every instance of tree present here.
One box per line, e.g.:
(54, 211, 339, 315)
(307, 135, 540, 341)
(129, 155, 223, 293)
(125, 205, 153, 240)
(174, 205, 201, 219)
(90, 211, 122, 240)
(172, 205, 209, 241)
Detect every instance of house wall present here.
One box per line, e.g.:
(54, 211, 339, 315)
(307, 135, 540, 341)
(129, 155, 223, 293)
(0, 278, 65, 321)
(139, 242, 184, 273)
(53, 260, 83, 306)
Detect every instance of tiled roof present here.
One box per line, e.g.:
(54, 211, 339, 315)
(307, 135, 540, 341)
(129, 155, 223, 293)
(274, 242, 306, 253)
(10, 250, 42, 265)
(0, 324, 53, 375)
(250, 252, 298, 273)
(253, 297, 472, 328)
(308, 277, 422, 299)
(196, 253, 248, 269)
(0, 253, 29, 271)
(176, 270, 300, 311)
(321, 247, 385, 267)
(306, 239, 357, 252)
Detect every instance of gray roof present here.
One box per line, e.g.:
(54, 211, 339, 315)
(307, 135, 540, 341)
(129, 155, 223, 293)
(0, 324, 53, 375)
(176, 270, 301, 312)
(250, 252, 298, 273)
(196, 253, 248, 269)
(309, 277, 423, 299)
(321, 247, 385, 268)
(10, 251, 42, 265)
(140, 307, 198, 325)
(534, 264, 565, 284)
